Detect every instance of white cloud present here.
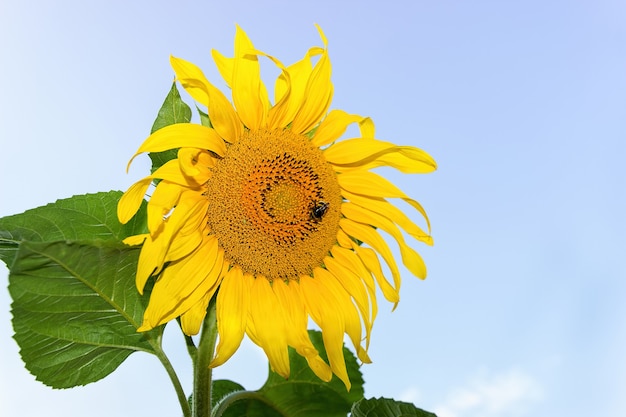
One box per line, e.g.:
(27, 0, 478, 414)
(399, 386, 422, 404)
(434, 369, 542, 417)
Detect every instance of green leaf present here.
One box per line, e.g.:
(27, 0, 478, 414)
(216, 330, 364, 417)
(0, 191, 146, 267)
(150, 82, 192, 134)
(197, 105, 212, 128)
(350, 398, 437, 417)
(0, 192, 160, 388)
(213, 379, 246, 404)
(10, 241, 161, 388)
(149, 82, 192, 173)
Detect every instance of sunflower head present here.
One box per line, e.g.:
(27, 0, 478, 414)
(118, 25, 436, 390)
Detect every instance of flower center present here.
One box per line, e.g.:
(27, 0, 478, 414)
(206, 128, 341, 280)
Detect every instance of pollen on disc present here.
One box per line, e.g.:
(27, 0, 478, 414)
(206, 128, 341, 280)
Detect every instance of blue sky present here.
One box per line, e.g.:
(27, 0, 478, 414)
(1, 1, 625, 416)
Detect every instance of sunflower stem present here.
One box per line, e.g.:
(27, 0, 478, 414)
(193, 296, 218, 417)
(212, 390, 277, 417)
(151, 333, 192, 417)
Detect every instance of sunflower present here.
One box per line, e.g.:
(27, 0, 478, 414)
(118, 25, 436, 390)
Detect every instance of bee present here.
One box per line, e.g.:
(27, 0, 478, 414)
(310, 201, 329, 221)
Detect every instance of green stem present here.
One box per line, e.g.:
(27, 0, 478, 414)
(193, 296, 218, 417)
(152, 335, 192, 417)
(212, 390, 277, 417)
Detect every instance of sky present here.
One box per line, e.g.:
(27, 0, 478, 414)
(1, 0, 625, 416)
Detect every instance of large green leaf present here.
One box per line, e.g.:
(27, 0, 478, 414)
(350, 397, 437, 417)
(215, 330, 364, 417)
(0, 191, 146, 267)
(149, 82, 192, 173)
(0, 192, 160, 388)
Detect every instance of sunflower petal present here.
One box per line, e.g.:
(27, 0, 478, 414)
(178, 148, 214, 182)
(274, 280, 332, 382)
(246, 50, 291, 129)
(212, 49, 234, 87)
(170, 56, 242, 143)
(122, 233, 147, 246)
(211, 267, 252, 367)
(291, 25, 333, 134)
(330, 245, 378, 347)
(152, 159, 192, 185)
(300, 271, 351, 390)
(274, 46, 322, 128)
(358, 146, 437, 173)
(138, 235, 220, 331)
(180, 292, 212, 336)
(342, 203, 427, 279)
(117, 177, 151, 224)
(325, 138, 436, 174)
(324, 255, 373, 344)
(353, 245, 400, 306)
(343, 189, 432, 246)
(312, 110, 372, 148)
(165, 230, 203, 264)
(337, 170, 432, 236)
(169, 55, 212, 105)
(339, 218, 403, 294)
(147, 181, 182, 233)
(247, 278, 290, 378)
(135, 191, 206, 290)
(232, 25, 267, 130)
(127, 123, 226, 171)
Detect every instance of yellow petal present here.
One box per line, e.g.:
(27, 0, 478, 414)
(247, 278, 290, 378)
(273, 46, 322, 128)
(180, 292, 211, 336)
(127, 123, 226, 171)
(273, 280, 332, 382)
(244, 50, 291, 129)
(291, 25, 333, 134)
(136, 191, 206, 290)
(170, 56, 242, 143)
(300, 271, 352, 390)
(212, 31, 271, 121)
(117, 177, 151, 224)
(324, 255, 373, 343)
(147, 181, 182, 234)
(337, 170, 432, 236)
(342, 202, 427, 279)
(312, 110, 372, 148)
(330, 245, 378, 347)
(169, 55, 212, 106)
(135, 236, 165, 293)
(139, 235, 220, 330)
(211, 267, 252, 367)
(324, 138, 436, 174)
(339, 217, 402, 294)
(353, 244, 400, 306)
(211, 49, 234, 88)
(336, 228, 354, 249)
(179, 251, 225, 336)
(175, 193, 209, 237)
(152, 159, 194, 185)
(165, 231, 203, 264)
(343, 189, 432, 246)
(232, 25, 267, 130)
(122, 233, 147, 246)
(357, 146, 437, 174)
(178, 148, 214, 182)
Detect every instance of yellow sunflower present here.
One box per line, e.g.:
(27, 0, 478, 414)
(118, 25, 436, 390)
